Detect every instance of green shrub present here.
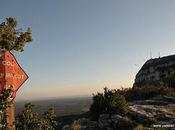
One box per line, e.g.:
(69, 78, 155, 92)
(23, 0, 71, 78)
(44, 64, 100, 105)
(0, 89, 58, 130)
(15, 103, 57, 130)
(117, 82, 175, 101)
(0, 87, 14, 129)
(90, 87, 129, 120)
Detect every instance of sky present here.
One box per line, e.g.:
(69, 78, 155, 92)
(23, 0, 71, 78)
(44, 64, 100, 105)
(1, 0, 175, 100)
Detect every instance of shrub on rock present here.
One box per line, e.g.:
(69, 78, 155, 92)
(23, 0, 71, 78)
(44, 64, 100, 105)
(90, 87, 129, 120)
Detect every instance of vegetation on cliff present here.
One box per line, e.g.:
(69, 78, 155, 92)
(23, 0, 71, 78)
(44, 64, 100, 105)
(90, 87, 129, 120)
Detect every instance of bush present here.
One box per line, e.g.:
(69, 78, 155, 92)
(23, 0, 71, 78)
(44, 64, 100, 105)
(117, 82, 175, 101)
(90, 87, 129, 120)
(15, 103, 57, 130)
(71, 122, 81, 130)
(133, 124, 144, 130)
(0, 87, 14, 129)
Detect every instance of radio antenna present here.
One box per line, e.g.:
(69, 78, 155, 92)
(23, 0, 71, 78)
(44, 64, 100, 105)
(150, 51, 152, 59)
(158, 52, 160, 58)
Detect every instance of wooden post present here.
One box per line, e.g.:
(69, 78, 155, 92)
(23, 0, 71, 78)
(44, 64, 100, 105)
(7, 100, 15, 130)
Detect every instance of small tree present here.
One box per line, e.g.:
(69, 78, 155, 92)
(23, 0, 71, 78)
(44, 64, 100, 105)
(16, 103, 57, 130)
(43, 107, 57, 129)
(90, 87, 129, 120)
(0, 17, 32, 52)
(0, 17, 32, 129)
(123, 81, 175, 101)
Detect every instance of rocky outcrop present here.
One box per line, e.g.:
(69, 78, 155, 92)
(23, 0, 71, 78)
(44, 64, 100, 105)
(98, 114, 111, 128)
(134, 54, 175, 87)
(129, 105, 175, 124)
(62, 103, 175, 130)
(150, 95, 175, 103)
(62, 118, 98, 130)
(62, 125, 71, 130)
(62, 114, 139, 130)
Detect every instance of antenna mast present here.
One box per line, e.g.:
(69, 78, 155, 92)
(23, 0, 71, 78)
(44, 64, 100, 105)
(158, 52, 160, 58)
(150, 51, 152, 59)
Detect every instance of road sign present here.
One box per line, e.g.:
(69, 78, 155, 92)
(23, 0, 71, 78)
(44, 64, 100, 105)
(0, 51, 29, 130)
(0, 51, 28, 98)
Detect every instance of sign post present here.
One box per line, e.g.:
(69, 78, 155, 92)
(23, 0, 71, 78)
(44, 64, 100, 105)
(0, 51, 28, 130)
(6, 102, 15, 130)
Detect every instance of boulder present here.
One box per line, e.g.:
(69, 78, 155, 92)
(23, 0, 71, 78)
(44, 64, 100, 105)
(62, 125, 71, 130)
(111, 114, 122, 124)
(98, 114, 111, 128)
(116, 116, 136, 130)
(99, 114, 136, 130)
(65, 118, 98, 130)
(77, 118, 98, 130)
(129, 105, 175, 124)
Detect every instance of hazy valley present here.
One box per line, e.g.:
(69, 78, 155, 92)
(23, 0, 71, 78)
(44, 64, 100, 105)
(15, 96, 92, 116)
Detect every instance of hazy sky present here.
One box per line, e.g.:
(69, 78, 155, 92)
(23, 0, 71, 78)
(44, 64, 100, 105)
(1, 0, 175, 100)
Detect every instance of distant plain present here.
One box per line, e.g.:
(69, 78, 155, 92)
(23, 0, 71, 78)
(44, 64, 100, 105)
(15, 96, 92, 116)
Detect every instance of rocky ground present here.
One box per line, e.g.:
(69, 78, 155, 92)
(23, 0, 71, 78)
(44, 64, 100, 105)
(60, 95, 175, 130)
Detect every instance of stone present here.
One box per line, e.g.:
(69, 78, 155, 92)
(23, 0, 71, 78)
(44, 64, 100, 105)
(62, 125, 71, 130)
(129, 105, 175, 124)
(98, 114, 111, 128)
(111, 114, 122, 124)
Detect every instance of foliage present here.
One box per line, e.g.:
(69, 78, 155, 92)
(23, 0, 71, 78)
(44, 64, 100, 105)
(71, 122, 81, 130)
(133, 124, 144, 130)
(0, 90, 57, 130)
(0, 17, 32, 129)
(117, 82, 175, 101)
(90, 87, 129, 120)
(0, 17, 32, 52)
(0, 87, 14, 129)
(15, 103, 57, 130)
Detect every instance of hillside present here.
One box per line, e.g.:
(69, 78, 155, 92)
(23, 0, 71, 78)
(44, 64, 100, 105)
(135, 55, 175, 88)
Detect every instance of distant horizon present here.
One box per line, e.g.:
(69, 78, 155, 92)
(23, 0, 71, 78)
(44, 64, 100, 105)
(16, 94, 92, 102)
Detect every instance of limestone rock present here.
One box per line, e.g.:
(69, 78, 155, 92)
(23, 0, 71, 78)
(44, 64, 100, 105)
(98, 114, 111, 128)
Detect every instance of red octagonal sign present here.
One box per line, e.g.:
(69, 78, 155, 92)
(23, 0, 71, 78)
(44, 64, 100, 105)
(0, 51, 28, 98)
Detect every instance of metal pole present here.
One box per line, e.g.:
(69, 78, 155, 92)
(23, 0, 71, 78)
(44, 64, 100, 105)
(7, 100, 15, 130)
